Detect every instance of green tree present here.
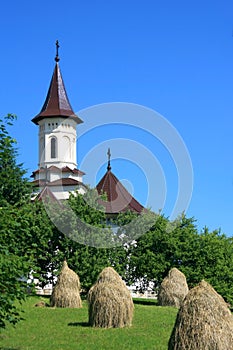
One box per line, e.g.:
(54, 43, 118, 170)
(0, 200, 58, 289)
(0, 114, 31, 205)
(50, 190, 128, 291)
(128, 213, 233, 305)
(180, 227, 233, 304)
(0, 114, 32, 328)
(127, 214, 171, 291)
(0, 251, 29, 328)
(0, 189, 128, 293)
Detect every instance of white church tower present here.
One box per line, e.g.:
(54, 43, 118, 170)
(31, 41, 86, 200)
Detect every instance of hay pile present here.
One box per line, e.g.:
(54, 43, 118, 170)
(168, 280, 233, 350)
(34, 301, 49, 308)
(158, 268, 189, 307)
(50, 260, 82, 308)
(87, 267, 134, 328)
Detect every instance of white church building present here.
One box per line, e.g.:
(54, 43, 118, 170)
(31, 41, 145, 217)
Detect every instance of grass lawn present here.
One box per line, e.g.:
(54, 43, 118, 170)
(0, 296, 177, 350)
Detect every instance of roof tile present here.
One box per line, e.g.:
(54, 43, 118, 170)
(96, 169, 144, 214)
(32, 63, 83, 125)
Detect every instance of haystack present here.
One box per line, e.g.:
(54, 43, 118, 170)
(88, 267, 134, 328)
(168, 280, 233, 350)
(50, 260, 82, 308)
(158, 268, 189, 307)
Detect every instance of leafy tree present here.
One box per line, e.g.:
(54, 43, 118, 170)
(0, 251, 29, 328)
(128, 213, 233, 305)
(49, 190, 128, 291)
(127, 214, 171, 290)
(1, 113, 232, 308)
(180, 227, 233, 304)
(0, 189, 128, 293)
(0, 114, 32, 328)
(0, 114, 31, 205)
(0, 205, 32, 329)
(0, 200, 58, 289)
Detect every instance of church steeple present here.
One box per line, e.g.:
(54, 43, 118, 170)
(31, 42, 86, 200)
(32, 41, 83, 125)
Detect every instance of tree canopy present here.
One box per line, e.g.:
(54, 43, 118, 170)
(128, 214, 233, 304)
(0, 114, 31, 206)
(0, 114, 32, 328)
(1, 113, 233, 330)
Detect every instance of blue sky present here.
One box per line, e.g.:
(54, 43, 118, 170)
(1, 1, 233, 235)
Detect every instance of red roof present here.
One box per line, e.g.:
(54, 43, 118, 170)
(31, 166, 85, 177)
(32, 178, 85, 187)
(34, 185, 58, 202)
(62, 166, 85, 175)
(96, 169, 144, 214)
(32, 62, 83, 125)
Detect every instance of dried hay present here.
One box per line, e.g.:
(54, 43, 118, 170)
(168, 280, 233, 350)
(88, 267, 134, 328)
(158, 267, 189, 307)
(50, 260, 82, 308)
(94, 266, 126, 287)
(34, 301, 49, 308)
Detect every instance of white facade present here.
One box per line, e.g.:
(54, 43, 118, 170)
(42, 184, 86, 200)
(32, 114, 86, 200)
(32, 113, 87, 200)
(38, 117, 77, 169)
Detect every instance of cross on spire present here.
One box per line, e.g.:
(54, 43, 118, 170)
(55, 40, 60, 62)
(107, 148, 111, 171)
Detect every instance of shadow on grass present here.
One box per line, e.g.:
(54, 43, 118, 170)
(68, 322, 89, 327)
(133, 298, 158, 306)
(0, 348, 20, 350)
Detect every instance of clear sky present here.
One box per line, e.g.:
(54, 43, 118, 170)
(1, 1, 233, 235)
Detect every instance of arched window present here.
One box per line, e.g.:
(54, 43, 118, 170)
(51, 137, 57, 158)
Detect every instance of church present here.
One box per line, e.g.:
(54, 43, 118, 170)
(31, 41, 145, 216)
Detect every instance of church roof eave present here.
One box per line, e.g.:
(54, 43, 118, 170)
(31, 178, 87, 187)
(31, 166, 85, 178)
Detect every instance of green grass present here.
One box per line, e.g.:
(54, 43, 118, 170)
(0, 296, 177, 350)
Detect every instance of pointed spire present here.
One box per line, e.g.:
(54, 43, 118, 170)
(32, 41, 83, 125)
(107, 148, 111, 171)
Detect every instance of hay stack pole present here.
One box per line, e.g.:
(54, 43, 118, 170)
(50, 260, 82, 308)
(168, 280, 233, 350)
(158, 267, 189, 308)
(88, 267, 134, 328)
